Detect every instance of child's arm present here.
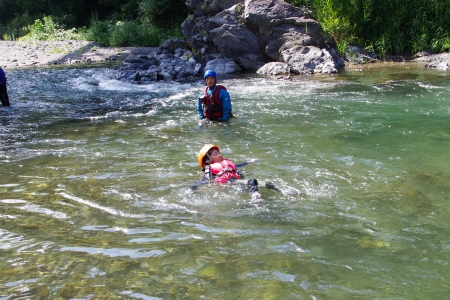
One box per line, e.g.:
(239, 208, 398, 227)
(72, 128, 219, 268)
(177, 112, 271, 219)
(235, 162, 249, 168)
(190, 166, 212, 190)
(235, 158, 258, 168)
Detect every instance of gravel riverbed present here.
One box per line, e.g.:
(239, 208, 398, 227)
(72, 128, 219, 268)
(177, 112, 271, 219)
(0, 40, 155, 70)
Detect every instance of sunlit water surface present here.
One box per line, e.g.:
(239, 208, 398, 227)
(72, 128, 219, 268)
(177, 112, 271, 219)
(1, 63, 449, 299)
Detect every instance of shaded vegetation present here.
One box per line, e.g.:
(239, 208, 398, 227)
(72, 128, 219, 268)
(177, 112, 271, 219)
(1, 0, 449, 55)
(0, 0, 188, 46)
(286, 0, 450, 56)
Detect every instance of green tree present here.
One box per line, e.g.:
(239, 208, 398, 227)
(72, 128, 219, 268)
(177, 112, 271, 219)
(0, 0, 19, 24)
(291, 0, 450, 55)
(98, 0, 140, 20)
(138, 0, 189, 28)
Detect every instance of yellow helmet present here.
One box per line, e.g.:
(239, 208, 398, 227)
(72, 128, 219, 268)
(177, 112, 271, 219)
(197, 144, 220, 168)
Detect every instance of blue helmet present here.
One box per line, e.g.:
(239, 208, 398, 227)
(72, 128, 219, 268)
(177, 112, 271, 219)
(204, 69, 217, 82)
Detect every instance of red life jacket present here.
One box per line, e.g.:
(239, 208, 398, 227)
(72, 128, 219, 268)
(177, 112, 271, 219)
(202, 85, 226, 119)
(209, 159, 241, 184)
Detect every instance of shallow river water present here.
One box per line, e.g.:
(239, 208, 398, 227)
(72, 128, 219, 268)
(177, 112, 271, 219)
(1, 63, 449, 299)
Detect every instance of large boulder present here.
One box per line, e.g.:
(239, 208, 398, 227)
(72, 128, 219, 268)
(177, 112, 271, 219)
(205, 58, 242, 74)
(117, 0, 344, 83)
(204, 7, 267, 70)
(244, 0, 344, 74)
(256, 62, 290, 76)
(185, 0, 241, 16)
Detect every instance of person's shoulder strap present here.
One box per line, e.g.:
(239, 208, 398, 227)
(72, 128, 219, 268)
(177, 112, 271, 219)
(216, 84, 227, 91)
(212, 85, 227, 105)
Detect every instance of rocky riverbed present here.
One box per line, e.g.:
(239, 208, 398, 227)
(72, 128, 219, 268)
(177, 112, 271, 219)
(0, 40, 156, 70)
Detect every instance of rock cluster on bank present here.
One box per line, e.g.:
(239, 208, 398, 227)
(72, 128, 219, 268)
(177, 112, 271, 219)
(416, 52, 450, 70)
(116, 0, 345, 83)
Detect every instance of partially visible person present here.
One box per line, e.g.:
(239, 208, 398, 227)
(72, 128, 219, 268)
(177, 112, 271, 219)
(197, 70, 232, 123)
(194, 144, 278, 201)
(0, 67, 10, 107)
(192, 144, 303, 201)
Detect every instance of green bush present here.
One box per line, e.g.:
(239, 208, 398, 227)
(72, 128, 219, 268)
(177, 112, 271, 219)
(87, 19, 112, 46)
(87, 19, 183, 47)
(287, 0, 450, 56)
(110, 21, 140, 46)
(19, 15, 88, 41)
(138, 0, 188, 29)
(1, 12, 33, 40)
(130, 22, 183, 46)
(431, 36, 450, 53)
(138, 24, 168, 46)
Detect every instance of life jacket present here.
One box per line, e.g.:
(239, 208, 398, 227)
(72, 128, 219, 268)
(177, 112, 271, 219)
(207, 159, 241, 184)
(202, 85, 226, 119)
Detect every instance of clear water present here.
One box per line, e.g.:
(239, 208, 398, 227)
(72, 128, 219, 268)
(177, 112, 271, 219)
(1, 63, 449, 299)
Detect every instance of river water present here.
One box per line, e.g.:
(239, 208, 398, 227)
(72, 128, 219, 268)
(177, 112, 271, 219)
(1, 63, 449, 299)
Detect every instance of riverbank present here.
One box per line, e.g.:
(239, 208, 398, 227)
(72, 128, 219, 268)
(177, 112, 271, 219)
(1, 40, 448, 72)
(0, 40, 157, 70)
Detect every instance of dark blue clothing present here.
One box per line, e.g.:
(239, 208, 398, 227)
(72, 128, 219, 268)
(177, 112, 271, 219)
(0, 68, 6, 86)
(0, 67, 10, 107)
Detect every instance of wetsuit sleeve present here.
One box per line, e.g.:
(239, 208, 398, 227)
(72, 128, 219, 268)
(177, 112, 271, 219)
(218, 88, 232, 121)
(190, 174, 209, 190)
(235, 162, 249, 168)
(197, 93, 205, 119)
(199, 174, 210, 183)
(190, 167, 212, 190)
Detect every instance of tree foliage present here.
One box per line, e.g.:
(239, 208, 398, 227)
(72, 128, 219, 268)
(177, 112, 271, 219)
(286, 0, 450, 55)
(0, 0, 187, 46)
(138, 0, 188, 28)
(1, 0, 449, 53)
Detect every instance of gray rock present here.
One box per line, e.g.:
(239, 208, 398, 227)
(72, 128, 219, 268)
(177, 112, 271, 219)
(205, 58, 242, 74)
(280, 46, 339, 74)
(345, 45, 377, 64)
(257, 62, 290, 75)
(416, 53, 450, 70)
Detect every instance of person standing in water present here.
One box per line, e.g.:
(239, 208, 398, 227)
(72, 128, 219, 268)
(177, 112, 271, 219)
(197, 70, 232, 123)
(0, 67, 10, 107)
